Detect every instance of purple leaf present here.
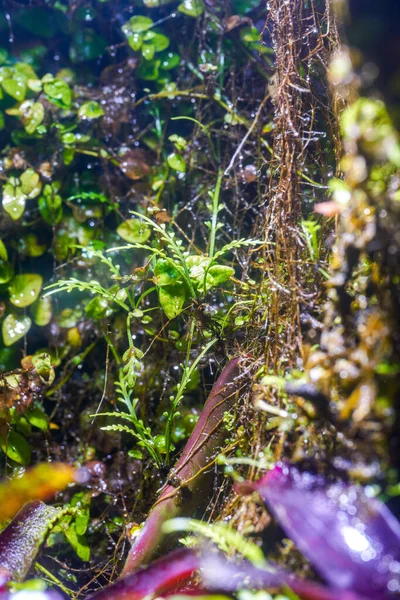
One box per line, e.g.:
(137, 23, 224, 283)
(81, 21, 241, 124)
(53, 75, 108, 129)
(0, 501, 67, 582)
(199, 551, 367, 600)
(237, 463, 400, 598)
(0, 591, 64, 600)
(122, 358, 243, 575)
(89, 548, 198, 600)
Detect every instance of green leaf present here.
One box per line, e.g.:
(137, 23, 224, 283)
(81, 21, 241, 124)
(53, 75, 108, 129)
(143, 31, 170, 52)
(8, 274, 43, 308)
(26, 407, 48, 431)
(154, 259, 182, 287)
(2, 314, 32, 346)
(2, 179, 26, 220)
(43, 79, 72, 108)
(0, 261, 14, 284)
(178, 0, 205, 17)
(207, 265, 234, 286)
(78, 101, 104, 120)
(136, 59, 160, 80)
(85, 296, 110, 320)
(19, 101, 45, 134)
(31, 296, 52, 327)
(64, 522, 90, 561)
(70, 29, 107, 63)
(17, 233, 46, 257)
(117, 219, 151, 243)
(231, 0, 261, 14)
(125, 32, 143, 51)
(124, 15, 153, 33)
(2, 77, 27, 101)
(159, 283, 186, 319)
(159, 51, 180, 71)
(142, 43, 155, 61)
(32, 352, 55, 385)
(0, 431, 31, 465)
(167, 152, 186, 172)
(20, 169, 42, 199)
(38, 184, 63, 225)
(0, 240, 8, 261)
(169, 134, 187, 151)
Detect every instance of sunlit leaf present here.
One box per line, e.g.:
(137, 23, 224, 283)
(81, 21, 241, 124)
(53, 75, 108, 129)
(167, 152, 186, 172)
(31, 295, 52, 326)
(159, 283, 186, 319)
(207, 265, 234, 287)
(8, 273, 43, 308)
(64, 522, 90, 561)
(154, 259, 182, 287)
(32, 352, 55, 385)
(117, 219, 151, 243)
(0, 463, 74, 521)
(20, 169, 42, 199)
(44, 78, 72, 107)
(178, 0, 205, 17)
(19, 100, 45, 134)
(2, 77, 27, 101)
(124, 15, 153, 33)
(2, 314, 31, 346)
(142, 43, 155, 61)
(2, 178, 26, 220)
(26, 406, 48, 431)
(0, 431, 31, 464)
(143, 31, 170, 52)
(78, 100, 104, 120)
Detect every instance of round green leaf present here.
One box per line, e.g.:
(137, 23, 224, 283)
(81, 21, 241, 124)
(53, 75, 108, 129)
(143, 31, 170, 52)
(207, 265, 235, 286)
(136, 59, 160, 80)
(78, 101, 104, 120)
(2, 314, 32, 346)
(8, 274, 43, 308)
(20, 169, 42, 199)
(154, 259, 182, 287)
(167, 152, 186, 172)
(44, 78, 72, 108)
(125, 15, 153, 33)
(31, 296, 52, 326)
(19, 100, 45, 134)
(159, 51, 180, 71)
(0, 431, 31, 465)
(126, 32, 143, 51)
(159, 283, 186, 319)
(117, 219, 151, 243)
(2, 180, 26, 220)
(2, 77, 27, 101)
(142, 43, 155, 61)
(178, 0, 205, 17)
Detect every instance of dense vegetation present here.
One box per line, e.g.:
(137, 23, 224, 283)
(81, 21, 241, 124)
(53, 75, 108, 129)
(0, 0, 399, 599)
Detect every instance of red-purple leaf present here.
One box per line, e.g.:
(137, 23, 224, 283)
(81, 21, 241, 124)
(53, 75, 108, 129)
(122, 358, 243, 575)
(237, 463, 400, 598)
(89, 548, 198, 600)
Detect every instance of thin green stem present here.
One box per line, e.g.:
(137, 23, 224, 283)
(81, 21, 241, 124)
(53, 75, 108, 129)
(209, 169, 223, 260)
